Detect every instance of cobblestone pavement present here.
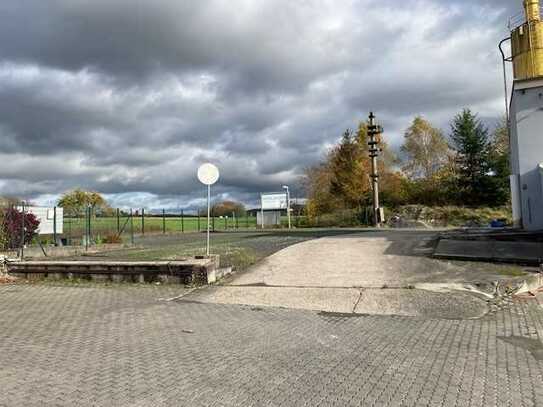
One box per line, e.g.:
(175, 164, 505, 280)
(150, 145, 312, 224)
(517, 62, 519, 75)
(2, 283, 543, 406)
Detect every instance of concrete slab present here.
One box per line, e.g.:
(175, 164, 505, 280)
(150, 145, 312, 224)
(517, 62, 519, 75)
(188, 286, 361, 314)
(188, 231, 536, 318)
(228, 234, 531, 289)
(354, 289, 488, 319)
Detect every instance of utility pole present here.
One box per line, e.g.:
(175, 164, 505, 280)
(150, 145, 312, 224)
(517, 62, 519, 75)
(367, 112, 383, 228)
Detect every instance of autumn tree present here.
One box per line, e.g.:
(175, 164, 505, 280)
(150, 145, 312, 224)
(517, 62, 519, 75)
(304, 161, 338, 217)
(304, 121, 401, 216)
(58, 189, 111, 217)
(212, 200, 246, 217)
(401, 116, 449, 179)
(328, 129, 370, 209)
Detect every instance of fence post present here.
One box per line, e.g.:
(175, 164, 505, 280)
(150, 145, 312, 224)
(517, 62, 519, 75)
(85, 206, 89, 252)
(225, 216, 227, 230)
(162, 209, 166, 234)
(89, 206, 92, 247)
(181, 210, 184, 233)
(53, 206, 57, 246)
(141, 208, 145, 236)
(212, 210, 215, 232)
(130, 208, 134, 245)
(235, 212, 239, 230)
(197, 210, 201, 232)
(116, 208, 120, 235)
(20, 202, 25, 260)
(67, 213, 71, 246)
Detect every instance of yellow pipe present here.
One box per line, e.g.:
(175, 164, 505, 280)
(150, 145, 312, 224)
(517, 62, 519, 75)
(525, 0, 541, 22)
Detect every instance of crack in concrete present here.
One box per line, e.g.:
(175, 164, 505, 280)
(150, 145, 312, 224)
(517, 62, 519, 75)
(352, 288, 364, 313)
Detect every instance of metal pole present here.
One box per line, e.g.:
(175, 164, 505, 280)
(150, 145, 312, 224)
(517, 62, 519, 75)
(162, 209, 166, 234)
(88, 206, 92, 246)
(261, 194, 264, 230)
(20, 202, 25, 260)
(116, 208, 120, 235)
(206, 185, 211, 256)
(198, 210, 201, 232)
(368, 112, 381, 228)
(181, 209, 184, 233)
(130, 208, 134, 245)
(141, 208, 145, 236)
(85, 206, 89, 252)
(498, 37, 511, 123)
(53, 206, 57, 246)
(286, 187, 291, 229)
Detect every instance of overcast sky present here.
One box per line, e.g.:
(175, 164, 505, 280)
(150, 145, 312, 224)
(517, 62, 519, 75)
(0, 0, 519, 210)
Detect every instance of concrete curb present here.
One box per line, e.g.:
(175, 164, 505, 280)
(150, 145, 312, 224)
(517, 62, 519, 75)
(432, 238, 543, 266)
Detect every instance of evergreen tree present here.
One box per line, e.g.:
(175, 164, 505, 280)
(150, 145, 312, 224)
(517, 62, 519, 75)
(486, 117, 511, 205)
(449, 109, 492, 206)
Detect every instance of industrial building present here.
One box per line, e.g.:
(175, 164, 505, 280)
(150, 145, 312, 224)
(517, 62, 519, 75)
(508, 0, 543, 230)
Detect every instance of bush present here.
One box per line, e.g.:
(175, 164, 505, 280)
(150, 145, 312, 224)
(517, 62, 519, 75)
(0, 207, 40, 249)
(102, 234, 123, 244)
(391, 205, 512, 227)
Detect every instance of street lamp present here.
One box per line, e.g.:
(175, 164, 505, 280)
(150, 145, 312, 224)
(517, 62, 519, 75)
(282, 185, 291, 230)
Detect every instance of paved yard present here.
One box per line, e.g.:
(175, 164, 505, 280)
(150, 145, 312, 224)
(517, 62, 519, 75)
(1, 283, 543, 406)
(1, 230, 543, 406)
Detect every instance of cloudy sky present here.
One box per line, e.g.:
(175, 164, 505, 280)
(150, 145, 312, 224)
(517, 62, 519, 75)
(0, 0, 519, 210)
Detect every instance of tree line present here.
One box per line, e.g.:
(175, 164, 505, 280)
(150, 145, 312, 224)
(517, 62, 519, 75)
(304, 109, 510, 218)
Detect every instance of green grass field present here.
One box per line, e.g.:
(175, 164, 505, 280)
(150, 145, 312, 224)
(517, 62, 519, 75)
(62, 215, 260, 243)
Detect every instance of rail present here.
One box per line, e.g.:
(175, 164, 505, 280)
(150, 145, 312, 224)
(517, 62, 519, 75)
(509, 10, 543, 31)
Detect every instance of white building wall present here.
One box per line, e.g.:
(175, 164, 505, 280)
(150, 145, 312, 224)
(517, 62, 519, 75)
(510, 80, 543, 230)
(21, 207, 64, 235)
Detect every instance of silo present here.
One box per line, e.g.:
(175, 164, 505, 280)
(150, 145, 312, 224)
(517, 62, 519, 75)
(508, 0, 543, 230)
(511, 0, 543, 80)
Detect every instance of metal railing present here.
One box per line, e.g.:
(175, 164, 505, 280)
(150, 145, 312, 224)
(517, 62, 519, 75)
(508, 10, 543, 31)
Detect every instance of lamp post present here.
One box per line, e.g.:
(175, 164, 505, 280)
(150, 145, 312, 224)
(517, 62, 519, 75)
(282, 185, 291, 229)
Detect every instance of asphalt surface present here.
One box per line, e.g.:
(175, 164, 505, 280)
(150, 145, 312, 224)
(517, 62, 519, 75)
(1, 284, 543, 406)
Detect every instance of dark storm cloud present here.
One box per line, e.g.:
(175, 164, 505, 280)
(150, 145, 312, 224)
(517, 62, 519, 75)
(0, 0, 524, 208)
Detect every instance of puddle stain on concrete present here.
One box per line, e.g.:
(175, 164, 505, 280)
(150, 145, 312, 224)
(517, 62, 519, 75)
(498, 336, 543, 360)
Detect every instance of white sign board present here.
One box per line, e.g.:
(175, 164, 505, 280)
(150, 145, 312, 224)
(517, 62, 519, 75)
(20, 206, 63, 235)
(261, 193, 288, 210)
(197, 163, 220, 185)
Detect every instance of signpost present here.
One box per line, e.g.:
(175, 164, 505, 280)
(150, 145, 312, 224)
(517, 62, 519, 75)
(260, 192, 288, 229)
(197, 163, 220, 256)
